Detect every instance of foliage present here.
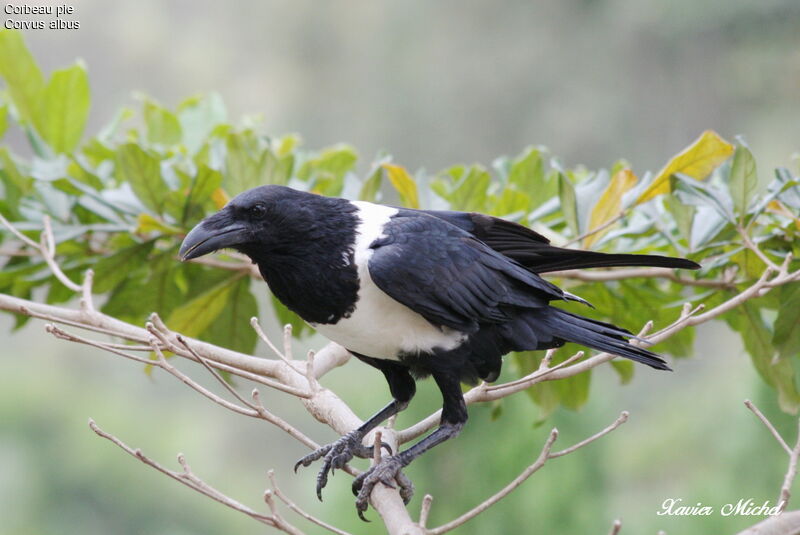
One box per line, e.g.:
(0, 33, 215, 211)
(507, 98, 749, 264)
(1, 29, 798, 417)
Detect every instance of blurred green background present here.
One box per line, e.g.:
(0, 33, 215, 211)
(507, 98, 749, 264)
(2, 1, 799, 533)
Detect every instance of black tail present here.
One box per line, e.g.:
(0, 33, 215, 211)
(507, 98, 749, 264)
(516, 307, 671, 370)
(507, 247, 700, 274)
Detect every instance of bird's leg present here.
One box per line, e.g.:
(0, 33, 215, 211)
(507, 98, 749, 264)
(352, 371, 467, 520)
(294, 399, 408, 500)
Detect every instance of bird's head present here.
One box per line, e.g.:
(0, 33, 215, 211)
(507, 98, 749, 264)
(179, 185, 321, 263)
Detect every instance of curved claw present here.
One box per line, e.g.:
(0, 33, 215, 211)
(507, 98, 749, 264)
(352, 455, 414, 519)
(294, 430, 375, 501)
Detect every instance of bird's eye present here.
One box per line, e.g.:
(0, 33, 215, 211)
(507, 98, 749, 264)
(249, 203, 267, 218)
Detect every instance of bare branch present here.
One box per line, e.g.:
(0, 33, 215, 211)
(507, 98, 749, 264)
(549, 266, 737, 289)
(80, 268, 95, 313)
(251, 317, 305, 374)
(744, 399, 791, 455)
(150, 341, 261, 418)
(550, 411, 629, 458)
(0, 211, 40, 249)
(563, 211, 624, 247)
(251, 389, 319, 450)
(187, 255, 261, 278)
(779, 418, 800, 512)
(418, 494, 434, 529)
(88, 419, 280, 528)
(738, 224, 781, 272)
(268, 470, 354, 535)
(430, 410, 629, 534)
(429, 429, 560, 535)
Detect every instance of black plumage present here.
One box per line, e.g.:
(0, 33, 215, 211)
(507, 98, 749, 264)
(179, 185, 699, 517)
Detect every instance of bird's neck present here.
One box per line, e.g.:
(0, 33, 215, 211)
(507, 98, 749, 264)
(246, 201, 362, 325)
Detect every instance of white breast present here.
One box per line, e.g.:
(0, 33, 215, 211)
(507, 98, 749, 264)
(312, 201, 467, 361)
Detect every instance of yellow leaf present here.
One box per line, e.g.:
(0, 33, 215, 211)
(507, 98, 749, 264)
(768, 200, 800, 230)
(211, 187, 229, 210)
(637, 130, 734, 204)
(584, 168, 638, 248)
(382, 163, 419, 208)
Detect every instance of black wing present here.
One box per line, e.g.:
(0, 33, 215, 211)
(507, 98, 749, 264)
(421, 209, 700, 273)
(368, 212, 566, 334)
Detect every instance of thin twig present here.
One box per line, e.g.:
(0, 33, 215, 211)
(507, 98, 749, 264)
(779, 418, 800, 512)
(41, 216, 82, 292)
(88, 419, 279, 528)
(738, 225, 781, 272)
(146, 321, 310, 398)
(0, 211, 39, 248)
(151, 341, 260, 418)
(428, 429, 560, 535)
(488, 351, 585, 393)
(419, 494, 434, 529)
(549, 267, 737, 289)
(431, 410, 630, 534)
(268, 470, 353, 535)
(549, 411, 629, 458)
(252, 389, 319, 450)
(564, 211, 624, 247)
(79, 269, 95, 314)
(283, 324, 294, 361)
(251, 317, 304, 374)
(744, 399, 791, 455)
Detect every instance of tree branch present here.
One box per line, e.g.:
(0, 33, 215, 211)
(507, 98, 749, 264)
(429, 410, 630, 534)
(88, 419, 290, 531)
(744, 399, 791, 455)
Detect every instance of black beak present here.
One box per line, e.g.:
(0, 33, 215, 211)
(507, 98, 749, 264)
(179, 219, 250, 261)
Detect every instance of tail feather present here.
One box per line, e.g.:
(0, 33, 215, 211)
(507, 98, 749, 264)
(522, 307, 671, 370)
(505, 248, 700, 274)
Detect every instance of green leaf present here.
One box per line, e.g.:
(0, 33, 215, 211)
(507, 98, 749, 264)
(508, 146, 544, 191)
(444, 165, 491, 212)
(664, 193, 695, 244)
(382, 163, 419, 208)
(297, 145, 358, 195)
(178, 93, 227, 153)
(93, 240, 155, 293)
(37, 61, 91, 153)
(359, 163, 383, 202)
(729, 143, 758, 221)
(492, 188, 530, 217)
(165, 274, 242, 339)
(610, 359, 635, 384)
(0, 147, 32, 218)
(206, 277, 258, 354)
(558, 172, 578, 236)
(773, 284, 800, 360)
(224, 130, 271, 194)
(726, 302, 800, 414)
(115, 143, 167, 215)
(101, 251, 184, 323)
(143, 99, 182, 145)
(0, 29, 45, 126)
(182, 164, 223, 225)
(0, 104, 7, 138)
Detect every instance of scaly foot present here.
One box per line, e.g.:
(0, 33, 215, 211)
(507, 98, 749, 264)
(294, 430, 390, 500)
(352, 455, 414, 521)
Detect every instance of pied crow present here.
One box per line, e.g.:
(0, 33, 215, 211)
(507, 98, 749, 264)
(179, 185, 699, 517)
